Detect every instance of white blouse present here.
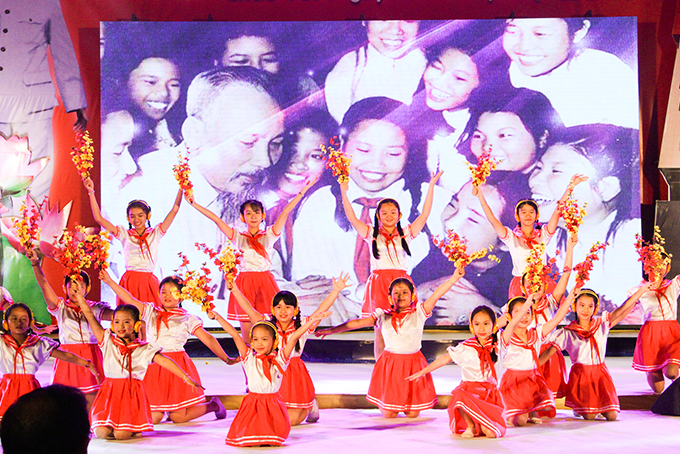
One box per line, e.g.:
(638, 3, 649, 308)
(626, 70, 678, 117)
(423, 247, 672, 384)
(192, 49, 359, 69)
(141, 302, 203, 352)
(374, 301, 430, 355)
(48, 298, 110, 344)
(98, 330, 161, 380)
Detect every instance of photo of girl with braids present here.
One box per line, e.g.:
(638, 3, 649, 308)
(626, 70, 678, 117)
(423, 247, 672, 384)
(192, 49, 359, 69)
(292, 97, 449, 326)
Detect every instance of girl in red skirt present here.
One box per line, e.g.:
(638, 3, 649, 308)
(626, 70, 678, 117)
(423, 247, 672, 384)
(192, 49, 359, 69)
(339, 172, 442, 359)
(208, 309, 332, 447)
(101, 270, 237, 424)
(28, 249, 112, 408)
(230, 273, 350, 425)
(499, 287, 573, 426)
(409, 305, 506, 438)
(0, 303, 99, 421)
(84, 178, 183, 306)
(186, 178, 316, 343)
(541, 285, 649, 420)
(474, 174, 587, 298)
(632, 258, 680, 393)
(73, 296, 201, 440)
(316, 268, 464, 418)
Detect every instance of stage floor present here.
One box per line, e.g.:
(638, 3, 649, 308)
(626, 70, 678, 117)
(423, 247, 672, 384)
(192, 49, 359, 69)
(32, 357, 678, 452)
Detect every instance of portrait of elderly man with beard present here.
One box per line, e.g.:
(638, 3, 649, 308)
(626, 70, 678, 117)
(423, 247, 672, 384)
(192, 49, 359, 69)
(111, 66, 284, 293)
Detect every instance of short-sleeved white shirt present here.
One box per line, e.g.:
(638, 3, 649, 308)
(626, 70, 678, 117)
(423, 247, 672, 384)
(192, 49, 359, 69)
(276, 317, 312, 360)
(240, 349, 290, 394)
(637, 277, 680, 322)
(365, 225, 415, 271)
(141, 302, 203, 352)
(229, 228, 280, 272)
(499, 226, 553, 276)
(373, 301, 430, 355)
(48, 298, 111, 344)
(500, 325, 544, 371)
(115, 224, 166, 272)
(447, 339, 497, 384)
(0, 335, 58, 375)
(552, 313, 611, 366)
(98, 330, 161, 380)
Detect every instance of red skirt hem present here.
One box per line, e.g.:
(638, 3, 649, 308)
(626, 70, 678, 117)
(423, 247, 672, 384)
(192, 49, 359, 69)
(279, 357, 315, 409)
(565, 363, 620, 414)
(143, 351, 205, 412)
(226, 392, 290, 447)
(52, 343, 104, 393)
(0, 374, 40, 420)
(367, 350, 437, 412)
(227, 271, 278, 321)
(119, 270, 161, 307)
(448, 381, 507, 438)
(90, 378, 154, 432)
(499, 369, 556, 418)
(632, 320, 680, 371)
(361, 269, 411, 317)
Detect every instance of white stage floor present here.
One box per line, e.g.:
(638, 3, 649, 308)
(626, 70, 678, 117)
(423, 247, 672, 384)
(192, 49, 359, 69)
(31, 357, 679, 452)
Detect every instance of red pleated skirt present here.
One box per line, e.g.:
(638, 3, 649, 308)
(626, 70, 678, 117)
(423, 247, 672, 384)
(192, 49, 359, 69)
(143, 351, 205, 412)
(119, 270, 161, 307)
(279, 356, 315, 409)
(448, 381, 507, 438)
(91, 378, 153, 432)
(539, 343, 568, 398)
(499, 369, 555, 418)
(0, 374, 40, 420)
(227, 271, 279, 321)
(226, 392, 290, 447)
(632, 320, 680, 371)
(565, 363, 619, 415)
(362, 269, 412, 317)
(52, 343, 104, 394)
(367, 350, 437, 412)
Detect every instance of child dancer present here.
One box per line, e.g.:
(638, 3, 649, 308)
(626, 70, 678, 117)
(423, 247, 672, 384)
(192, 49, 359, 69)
(474, 174, 587, 297)
(27, 250, 112, 408)
(230, 272, 350, 425)
(541, 285, 651, 420)
(73, 295, 201, 440)
(408, 305, 506, 438)
(340, 171, 442, 358)
(186, 178, 316, 343)
(316, 268, 465, 418)
(209, 310, 331, 447)
(499, 287, 574, 426)
(0, 303, 99, 421)
(101, 269, 236, 423)
(632, 258, 680, 393)
(84, 177, 182, 306)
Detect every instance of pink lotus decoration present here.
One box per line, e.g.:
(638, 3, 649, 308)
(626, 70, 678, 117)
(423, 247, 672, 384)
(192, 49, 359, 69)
(1, 195, 72, 258)
(0, 135, 49, 211)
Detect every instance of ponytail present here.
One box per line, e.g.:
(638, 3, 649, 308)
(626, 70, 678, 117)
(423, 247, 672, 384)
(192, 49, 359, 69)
(371, 211, 381, 259)
(395, 222, 411, 257)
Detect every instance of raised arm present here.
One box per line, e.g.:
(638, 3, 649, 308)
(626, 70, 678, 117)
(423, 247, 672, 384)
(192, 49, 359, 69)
(502, 295, 535, 345)
(407, 353, 452, 381)
(27, 249, 59, 310)
(542, 287, 578, 337)
(228, 282, 262, 324)
(314, 315, 375, 337)
(83, 178, 117, 233)
(160, 188, 183, 233)
(208, 310, 249, 358)
(423, 267, 464, 314)
(339, 181, 370, 238)
(72, 292, 105, 343)
(552, 234, 577, 302)
(546, 174, 588, 235)
(282, 311, 332, 358)
(271, 176, 318, 236)
(610, 282, 652, 327)
(51, 349, 101, 383)
(194, 328, 238, 365)
(473, 185, 507, 238)
(409, 171, 443, 237)
(186, 195, 234, 238)
(311, 272, 351, 316)
(99, 270, 144, 311)
(153, 353, 203, 390)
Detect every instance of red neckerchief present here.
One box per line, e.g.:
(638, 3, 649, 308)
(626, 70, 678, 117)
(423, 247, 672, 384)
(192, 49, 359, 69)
(256, 352, 285, 383)
(564, 318, 603, 363)
(533, 294, 553, 325)
(64, 299, 90, 343)
(510, 328, 541, 369)
(652, 281, 673, 319)
(276, 320, 296, 349)
(378, 227, 402, 266)
(462, 337, 497, 382)
(155, 307, 187, 340)
(129, 227, 154, 263)
(512, 226, 540, 249)
(2, 334, 41, 374)
(385, 303, 417, 334)
(242, 230, 269, 261)
(111, 333, 145, 392)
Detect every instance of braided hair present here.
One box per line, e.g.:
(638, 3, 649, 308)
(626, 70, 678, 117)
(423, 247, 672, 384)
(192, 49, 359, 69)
(469, 305, 498, 362)
(371, 198, 411, 260)
(269, 291, 303, 353)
